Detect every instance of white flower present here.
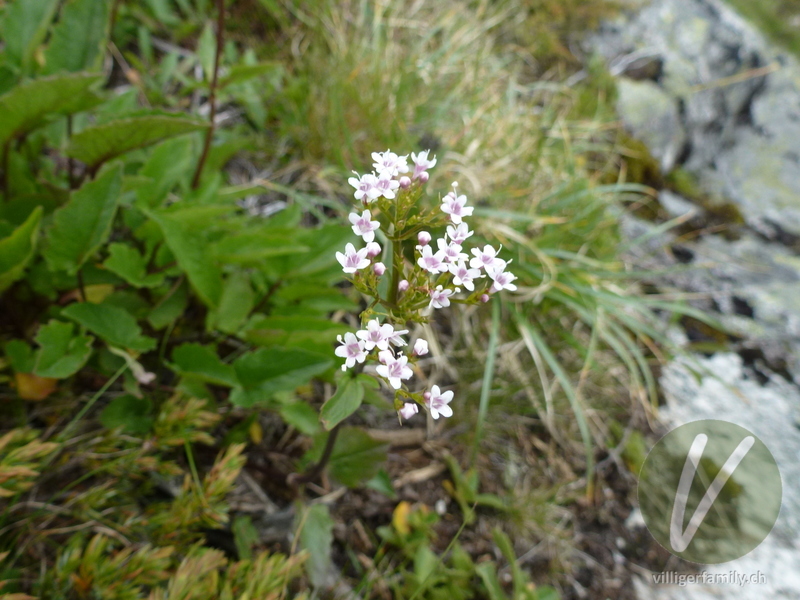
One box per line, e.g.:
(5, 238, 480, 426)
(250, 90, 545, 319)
(441, 192, 473, 224)
(365, 241, 382, 258)
(374, 173, 400, 199)
(389, 328, 409, 347)
(448, 260, 481, 291)
(429, 285, 456, 309)
(335, 332, 367, 370)
(427, 385, 454, 419)
(437, 238, 467, 263)
(490, 268, 518, 292)
(349, 210, 380, 243)
(348, 171, 381, 202)
(372, 150, 409, 177)
(375, 353, 413, 389)
(357, 319, 395, 351)
(446, 222, 473, 245)
(417, 245, 448, 273)
(413, 338, 429, 356)
(417, 231, 432, 246)
(373, 262, 386, 276)
(411, 150, 437, 180)
(336, 243, 371, 274)
(399, 402, 419, 420)
(398, 279, 410, 292)
(469, 244, 505, 272)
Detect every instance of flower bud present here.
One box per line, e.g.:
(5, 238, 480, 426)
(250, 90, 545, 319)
(366, 241, 381, 258)
(418, 231, 431, 246)
(423, 391, 431, 402)
(373, 262, 386, 276)
(399, 176, 411, 189)
(480, 293, 490, 303)
(398, 279, 409, 292)
(418, 171, 429, 183)
(413, 339, 429, 356)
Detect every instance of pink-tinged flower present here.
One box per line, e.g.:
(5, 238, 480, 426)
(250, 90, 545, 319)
(418, 171, 429, 183)
(418, 231, 431, 246)
(349, 210, 380, 243)
(375, 353, 413, 389)
(399, 176, 411, 189)
(446, 222, 473, 245)
(348, 172, 381, 202)
(378, 349, 394, 364)
(399, 402, 419, 420)
(357, 319, 395, 351)
(417, 246, 448, 273)
(480, 293, 490, 303)
(448, 260, 481, 291)
(335, 332, 367, 371)
(336, 243, 371, 274)
(365, 241, 382, 258)
(490, 269, 518, 292)
(374, 173, 400, 199)
(469, 245, 505, 272)
(372, 150, 409, 177)
(427, 385, 454, 419)
(411, 150, 437, 180)
(437, 238, 467, 263)
(373, 262, 386, 276)
(398, 279, 409, 292)
(441, 192, 473, 224)
(429, 285, 456, 309)
(389, 328, 409, 347)
(413, 338, 429, 356)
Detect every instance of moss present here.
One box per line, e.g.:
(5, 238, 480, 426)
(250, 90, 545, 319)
(722, 0, 800, 57)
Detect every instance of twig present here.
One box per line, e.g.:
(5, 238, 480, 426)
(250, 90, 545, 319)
(191, 0, 225, 189)
(287, 423, 341, 487)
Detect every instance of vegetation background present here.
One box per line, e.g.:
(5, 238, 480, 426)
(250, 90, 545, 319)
(3, 0, 783, 597)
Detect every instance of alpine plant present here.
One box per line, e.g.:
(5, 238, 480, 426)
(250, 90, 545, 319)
(335, 150, 516, 423)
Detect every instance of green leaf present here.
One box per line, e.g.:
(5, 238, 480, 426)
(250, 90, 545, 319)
(212, 272, 254, 334)
(145, 209, 222, 308)
(279, 401, 321, 435)
(229, 347, 332, 407)
(210, 229, 308, 265)
(232, 515, 259, 561)
(33, 320, 93, 378)
(319, 377, 363, 431)
(298, 504, 334, 588)
(171, 343, 238, 387)
(243, 315, 347, 355)
(100, 394, 153, 434)
(0, 206, 42, 292)
(365, 469, 397, 499)
(475, 562, 507, 600)
(147, 280, 188, 330)
(42, 165, 122, 275)
(4, 339, 35, 373)
(219, 62, 282, 89)
(196, 22, 216, 81)
(3, 0, 60, 74)
(43, 0, 110, 74)
(0, 73, 104, 147)
(103, 243, 164, 288)
(307, 427, 388, 488)
(62, 302, 156, 353)
(135, 136, 195, 208)
(65, 115, 208, 170)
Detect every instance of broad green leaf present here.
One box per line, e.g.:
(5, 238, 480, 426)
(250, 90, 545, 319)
(243, 315, 348, 355)
(100, 394, 153, 434)
(0, 206, 42, 292)
(171, 343, 238, 387)
(147, 280, 189, 330)
(232, 515, 259, 561)
(0, 73, 104, 147)
(103, 243, 164, 288)
(33, 320, 93, 378)
(135, 136, 195, 208)
(43, 165, 122, 275)
(145, 209, 222, 308)
(65, 115, 207, 170)
(298, 504, 334, 589)
(279, 402, 321, 435)
(210, 229, 308, 265)
(475, 562, 506, 600)
(365, 470, 396, 499)
(229, 347, 332, 407)
(197, 22, 216, 81)
(213, 272, 254, 334)
(219, 62, 282, 89)
(43, 0, 110, 74)
(4, 0, 60, 74)
(309, 427, 387, 488)
(62, 302, 156, 353)
(4, 339, 35, 373)
(319, 378, 363, 430)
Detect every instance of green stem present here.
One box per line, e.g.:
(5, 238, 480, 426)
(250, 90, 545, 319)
(469, 298, 501, 467)
(58, 363, 128, 442)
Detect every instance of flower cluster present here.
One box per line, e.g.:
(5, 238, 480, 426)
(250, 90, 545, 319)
(334, 149, 515, 424)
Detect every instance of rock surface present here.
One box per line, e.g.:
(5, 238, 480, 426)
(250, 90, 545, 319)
(589, 1, 800, 598)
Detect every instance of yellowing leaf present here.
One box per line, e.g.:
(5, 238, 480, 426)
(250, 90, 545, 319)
(15, 372, 58, 401)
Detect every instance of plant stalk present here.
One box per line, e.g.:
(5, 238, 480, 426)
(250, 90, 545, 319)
(288, 422, 341, 487)
(191, 0, 225, 189)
